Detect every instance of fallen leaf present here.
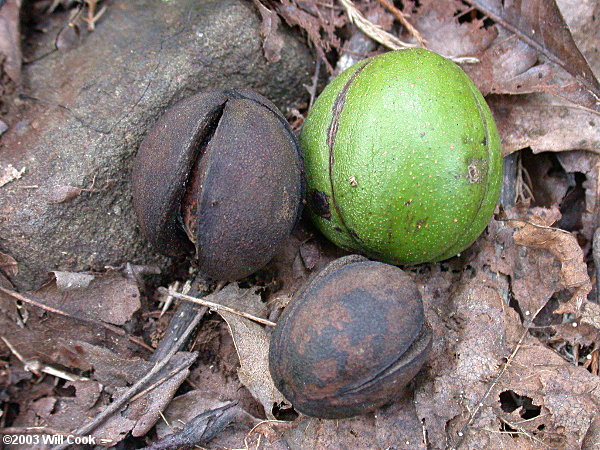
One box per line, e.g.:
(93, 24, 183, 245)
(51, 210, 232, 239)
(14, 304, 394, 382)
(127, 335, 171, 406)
(0, 164, 25, 187)
(413, 0, 497, 57)
(156, 391, 232, 439)
(0, 250, 18, 278)
(36, 270, 141, 326)
(490, 94, 600, 156)
(252, 0, 284, 63)
(463, 0, 600, 112)
(73, 342, 151, 387)
(51, 270, 94, 290)
(464, 28, 555, 95)
(280, 393, 426, 448)
(210, 284, 287, 418)
(276, 0, 346, 72)
(46, 185, 83, 203)
(510, 219, 591, 315)
(156, 391, 256, 448)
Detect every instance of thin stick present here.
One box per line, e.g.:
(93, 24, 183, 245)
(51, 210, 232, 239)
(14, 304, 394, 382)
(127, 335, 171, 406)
(158, 287, 276, 327)
(50, 306, 207, 450)
(308, 57, 322, 110)
(129, 360, 191, 403)
(1, 336, 89, 381)
(375, 0, 426, 47)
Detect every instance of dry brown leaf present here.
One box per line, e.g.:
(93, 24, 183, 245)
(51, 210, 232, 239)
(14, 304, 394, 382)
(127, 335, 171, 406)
(0, 164, 25, 187)
(464, 29, 555, 96)
(490, 94, 600, 156)
(156, 391, 255, 448)
(276, 0, 345, 73)
(510, 219, 591, 315)
(0, 250, 18, 278)
(415, 267, 524, 448)
(252, 0, 284, 63)
(487, 344, 600, 449)
(0, 290, 141, 372)
(35, 270, 141, 326)
(211, 283, 287, 418)
(279, 392, 425, 448)
(46, 185, 84, 203)
(73, 341, 151, 386)
(463, 0, 600, 112)
(412, 0, 497, 58)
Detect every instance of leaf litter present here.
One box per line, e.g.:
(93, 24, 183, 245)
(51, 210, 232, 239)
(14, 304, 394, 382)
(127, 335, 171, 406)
(1, 0, 600, 448)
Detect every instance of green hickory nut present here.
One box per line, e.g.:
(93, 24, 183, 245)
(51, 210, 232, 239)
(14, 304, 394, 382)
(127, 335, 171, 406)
(300, 49, 502, 264)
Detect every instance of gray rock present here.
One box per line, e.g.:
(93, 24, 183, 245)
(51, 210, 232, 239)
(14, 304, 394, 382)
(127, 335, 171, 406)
(0, 0, 313, 289)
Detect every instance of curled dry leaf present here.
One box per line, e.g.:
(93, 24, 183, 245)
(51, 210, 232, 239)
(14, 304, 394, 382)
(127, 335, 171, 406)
(252, 0, 284, 63)
(51, 270, 95, 290)
(47, 185, 83, 203)
(210, 284, 287, 418)
(0, 164, 25, 187)
(275, 0, 346, 73)
(509, 219, 591, 315)
(0, 250, 18, 278)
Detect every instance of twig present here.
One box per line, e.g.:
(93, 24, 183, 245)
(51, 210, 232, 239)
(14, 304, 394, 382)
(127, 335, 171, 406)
(496, 417, 553, 449)
(375, 0, 426, 47)
(0, 286, 153, 352)
(308, 57, 322, 110)
(1, 335, 89, 381)
(82, 0, 107, 32)
(158, 287, 276, 327)
(129, 359, 192, 404)
(50, 305, 206, 450)
(593, 228, 600, 302)
(500, 152, 517, 209)
(140, 402, 240, 450)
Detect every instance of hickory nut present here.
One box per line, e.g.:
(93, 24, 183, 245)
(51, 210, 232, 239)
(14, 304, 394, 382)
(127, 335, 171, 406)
(301, 49, 502, 264)
(132, 89, 303, 280)
(269, 255, 432, 419)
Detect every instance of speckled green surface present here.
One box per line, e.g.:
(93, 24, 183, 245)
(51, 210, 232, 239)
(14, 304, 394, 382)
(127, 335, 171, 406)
(301, 49, 502, 264)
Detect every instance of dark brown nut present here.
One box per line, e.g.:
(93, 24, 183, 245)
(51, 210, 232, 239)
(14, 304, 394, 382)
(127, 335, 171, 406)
(268, 255, 432, 419)
(132, 89, 303, 280)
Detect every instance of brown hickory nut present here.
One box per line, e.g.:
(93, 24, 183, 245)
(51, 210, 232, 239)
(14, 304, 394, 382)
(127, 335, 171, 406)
(268, 255, 432, 419)
(132, 89, 303, 280)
